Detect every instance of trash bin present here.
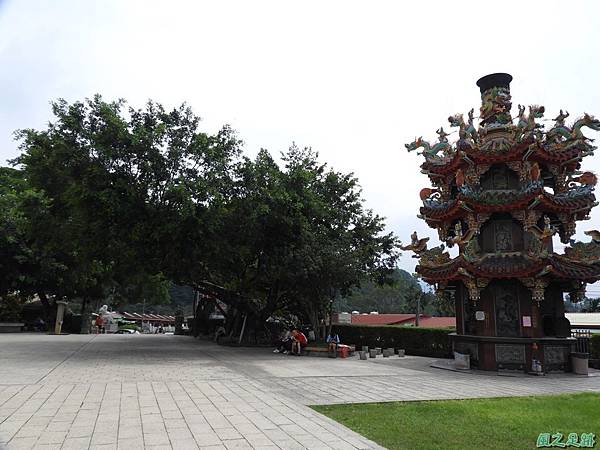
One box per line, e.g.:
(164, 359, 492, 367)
(454, 351, 470, 370)
(571, 352, 589, 375)
(339, 346, 349, 358)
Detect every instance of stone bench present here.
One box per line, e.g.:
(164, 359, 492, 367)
(303, 344, 355, 358)
(0, 323, 24, 333)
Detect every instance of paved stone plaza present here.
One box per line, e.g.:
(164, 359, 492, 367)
(1, 334, 600, 450)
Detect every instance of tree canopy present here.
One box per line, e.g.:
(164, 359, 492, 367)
(3, 95, 400, 338)
(335, 268, 454, 316)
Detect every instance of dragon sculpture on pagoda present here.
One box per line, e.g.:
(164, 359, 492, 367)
(402, 73, 600, 373)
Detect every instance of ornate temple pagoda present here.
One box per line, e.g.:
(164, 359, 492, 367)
(403, 73, 600, 372)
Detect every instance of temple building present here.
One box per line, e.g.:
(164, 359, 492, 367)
(403, 73, 600, 372)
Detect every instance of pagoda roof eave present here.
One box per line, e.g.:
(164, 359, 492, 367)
(416, 253, 600, 285)
(419, 189, 596, 225)
(420, 139, 587, 177)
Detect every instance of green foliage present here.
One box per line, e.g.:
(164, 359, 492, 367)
(336, 269, 420, 313)
(331, 324, 452, 358)
(204, 144, 399, 332)
(7, 95, 399, 337)
(314, 393, 600, 450)
(590, 334, 600, 359)
(11, 95, 241, 315)
(580, 297, 600, 312)
(0, 294, 25, 322)
(336, 269, 453, 316)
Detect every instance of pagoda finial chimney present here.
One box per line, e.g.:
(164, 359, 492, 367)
(476, 73, 513, 126)
(476, 73, 513, 94)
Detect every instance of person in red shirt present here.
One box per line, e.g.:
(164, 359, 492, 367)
(291, 329, 308, 355)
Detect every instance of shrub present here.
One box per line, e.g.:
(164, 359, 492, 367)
(63, 314, 82, 333)
(0, 294, 25, 322)
(331, 324, 453, 358)
(590, 334, 600, 359)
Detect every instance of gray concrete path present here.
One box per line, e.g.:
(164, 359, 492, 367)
(1, 334, 599, 450)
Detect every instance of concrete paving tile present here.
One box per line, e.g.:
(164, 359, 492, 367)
(118, 426, 143, 440)
(117, 438, 145, 450)
(221, 439, 253, 450)
(168, 439, 199, 450)
(3, 437, 38, 450)
(143, 433, 170, 446)
(9, 334, 594, 450)
(35, 431, 67, 444)
(66, 426, 95, 438)
(13, 426, 43, 439)
(214, 428, 242, 440)
(89, 444, 118, 450)
(61, 437, 92, 449)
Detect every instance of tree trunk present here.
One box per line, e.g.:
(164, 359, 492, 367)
(310, 309, 319, 341)
(38, 292, 54, 328)
(80, 297, 90, 334)
(327, 298, 334, 337)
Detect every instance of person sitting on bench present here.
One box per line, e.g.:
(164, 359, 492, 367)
(273, 329, 293, 354)
(291, 329, 308, 355)
(326, 332, 341, 357)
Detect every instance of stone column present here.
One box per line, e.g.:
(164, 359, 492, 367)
(54, 301, 68, 335)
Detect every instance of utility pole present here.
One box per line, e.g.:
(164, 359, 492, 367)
(415, 293, 421, 327)
(142, 297, 146, 333)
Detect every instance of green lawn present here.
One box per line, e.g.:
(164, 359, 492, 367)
(313, 393, 600, 450)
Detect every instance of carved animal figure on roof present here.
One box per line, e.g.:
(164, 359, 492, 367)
(446, 221, 478, 250)
(525, 105, 545, 131)
(564, 236, 600, 263)
(570, 171, 598, 187)
(448, 110, 477, 147)
(547, 113, 600, 148)
(419, 187, 440, 202)
(480, 87, 512, 125)
(584, 230, 600, 243)
(418, 244, 451, 267)
(405, 136, 451, 159)
(400, 231, 429, 257)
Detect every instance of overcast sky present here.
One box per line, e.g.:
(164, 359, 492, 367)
(2, 0, 600, 290)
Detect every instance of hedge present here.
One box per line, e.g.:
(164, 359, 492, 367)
(331, 324, 453, 358)
(591, 334, 600, 360)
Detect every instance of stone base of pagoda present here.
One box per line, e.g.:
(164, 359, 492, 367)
(449, 333, 576, 373)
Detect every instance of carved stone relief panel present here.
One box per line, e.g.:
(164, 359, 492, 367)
(494, 284, 521, 337)
(543, 346, 569, 365)
(495, 344, 525, 364)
